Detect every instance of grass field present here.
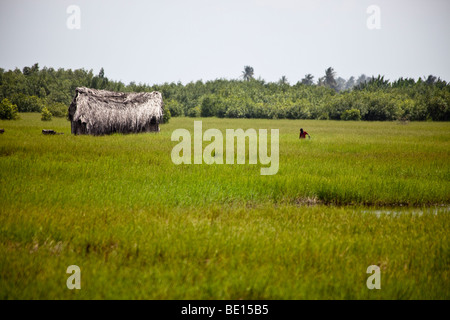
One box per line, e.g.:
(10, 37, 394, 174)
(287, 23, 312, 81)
(0, 114, 449, 299)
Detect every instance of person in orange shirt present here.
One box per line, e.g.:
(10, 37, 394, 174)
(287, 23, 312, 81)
(299, 128, 310, 139)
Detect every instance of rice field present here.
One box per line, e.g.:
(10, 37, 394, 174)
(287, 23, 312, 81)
(0, 114, 449, 299)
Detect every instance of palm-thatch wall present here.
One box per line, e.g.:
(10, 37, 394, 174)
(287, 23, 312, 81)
(68, 87, 164, 135)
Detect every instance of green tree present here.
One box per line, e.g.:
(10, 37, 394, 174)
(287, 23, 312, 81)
(0, 98, 19, 120)
(41, 107, 52, 121)
(165, 99, 184, 117)
(0, 64, 449, 123)
(22, 66, 31, 76)
(30, 63, 39, 74)
(301, 74, 314, 86)
(324, 67, 337, 91)
(427, 95, 449, 121)
(200, 95, 219, 117)
(187, 106, 201, 117)
(163, 108, 171, 123)
(355, 74, 368, 87)
(336, 77, 346, 92)
(47, 102, 68, 118)
(345, 76, 355, 90)
(242, 66, 254, 81)
(278, 75, 289, 85)
(317, 76, 325, 86)
(10, 94, 45, 112)
(341, 109, 361, 121)
(425, 75, 437, 85)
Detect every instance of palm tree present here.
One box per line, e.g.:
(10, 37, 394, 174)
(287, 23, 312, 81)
(278, 75, 289, 85)
(336, 77, 346, 92)
(324, 67, 337, 91)
(301, 74, 314, 86)
(242, 66, 254, 81)
(425, 75, 437, 85)
(345, 76, 355, 90)
(356, 74, 367, 86)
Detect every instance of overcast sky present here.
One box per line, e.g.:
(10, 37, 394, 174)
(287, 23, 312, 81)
(1, 0, 449, 85)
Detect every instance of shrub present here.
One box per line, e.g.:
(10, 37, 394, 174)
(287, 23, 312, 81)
(317, 112, 329, 120)
(187, 106, 201, 117)
(0, 98, 19, 120)
(10, 94, 44, 112)
(426, 95, 449, 121)
(47, 102, 67, 118)
(163, 108, 171, 123)
(215, 98, 228, 118)
(200, 95, 218, 117)
(341, 109, 361, 121)
(327, 96, 349, 120)
(363, 93, 402, 121)
(165, 99, 184, 117)
(274, 106, 287, 119)
(41, 107, 52, 121)
(225, 105, 246, 118)
(286, 100, 311, 119)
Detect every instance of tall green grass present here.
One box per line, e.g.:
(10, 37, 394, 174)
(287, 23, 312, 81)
(0, 114, 449, 299)
(1, 114, 448, 208)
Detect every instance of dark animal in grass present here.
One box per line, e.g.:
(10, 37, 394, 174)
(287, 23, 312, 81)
(42, 129, 63, 135)
(0, 129, 4, 134)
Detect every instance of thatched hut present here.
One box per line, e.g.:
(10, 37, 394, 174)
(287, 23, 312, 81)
(68, 87, 164, 135)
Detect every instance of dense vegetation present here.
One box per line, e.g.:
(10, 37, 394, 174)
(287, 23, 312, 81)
(0, 64, 449, 121)
(0, 115, 449, 299)
(2, 64, 448, 300)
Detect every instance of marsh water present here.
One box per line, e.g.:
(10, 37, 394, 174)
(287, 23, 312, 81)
(361, 206, 450, 217)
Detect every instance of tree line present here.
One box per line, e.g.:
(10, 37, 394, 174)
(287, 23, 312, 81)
(1, 63, 449, 121)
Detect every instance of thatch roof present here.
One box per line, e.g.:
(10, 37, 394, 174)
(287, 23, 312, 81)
(68, 87, 164, 135)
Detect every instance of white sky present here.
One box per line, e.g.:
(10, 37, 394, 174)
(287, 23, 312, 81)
(1, 0, 449, 85)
